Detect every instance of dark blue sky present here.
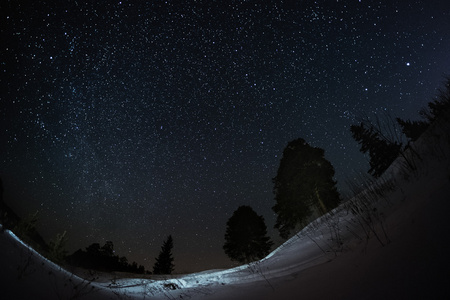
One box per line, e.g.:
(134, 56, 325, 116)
(1, 0, 449, 273)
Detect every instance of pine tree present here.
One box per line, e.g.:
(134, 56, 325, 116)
(272, 138, 341, 239)
(396, 118, 429, 142)
(420, 76, 450, 122)
(153, 235, 175, 275)
(223, 205, 273, 264)
(350, 122, 402, 177)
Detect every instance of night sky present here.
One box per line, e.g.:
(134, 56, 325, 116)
(1, 0, 449, 273)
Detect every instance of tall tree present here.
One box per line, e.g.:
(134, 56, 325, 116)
(272, 138, 341, 239)
(350, 122, 402, 177)
(153, 235, 175, 275)
(223, 205, 273, 264)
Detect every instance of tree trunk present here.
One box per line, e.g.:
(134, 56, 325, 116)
(315, 186, 327, 215)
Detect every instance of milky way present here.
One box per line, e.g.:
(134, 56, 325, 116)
(1, 1, 449, 272)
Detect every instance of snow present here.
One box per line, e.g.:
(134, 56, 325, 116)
(1, 116, 450, 299)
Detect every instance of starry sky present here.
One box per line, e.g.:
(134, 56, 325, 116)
(1, 0, 449, 273)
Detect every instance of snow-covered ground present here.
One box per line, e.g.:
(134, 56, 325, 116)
(1, 116, 450, 299)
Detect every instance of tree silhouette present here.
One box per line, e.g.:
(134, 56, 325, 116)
(350, 122, 402, 177)
(420, 76, 450, 122)
(101, 240, 114, 257)
(66, 241, 145, 273)
(396, 118, 429, 142)
(86, 243, 101, 256)
(223, 205, 273, 264)
(272, 138, 341, 239)
(153, 235, 175, 275)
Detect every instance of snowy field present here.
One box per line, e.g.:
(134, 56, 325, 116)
(1, 116, 450, 299)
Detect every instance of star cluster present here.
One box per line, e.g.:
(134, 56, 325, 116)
(1, 0, 449, 272)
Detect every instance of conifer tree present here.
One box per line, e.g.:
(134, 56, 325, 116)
(350, 122, 402, 177)
(420, 76, 450, 122)
(272, 139, 341, 239)
(223, 205, 273, 264)
(153, 235, 175, 275)
(396, 118, 429, 142)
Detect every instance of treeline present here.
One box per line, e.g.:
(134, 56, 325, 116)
(65, 235, 174, 275)
(66, 241, 146, 274)
(0, 201, 148, 274)
(1, 184, 175, 275)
